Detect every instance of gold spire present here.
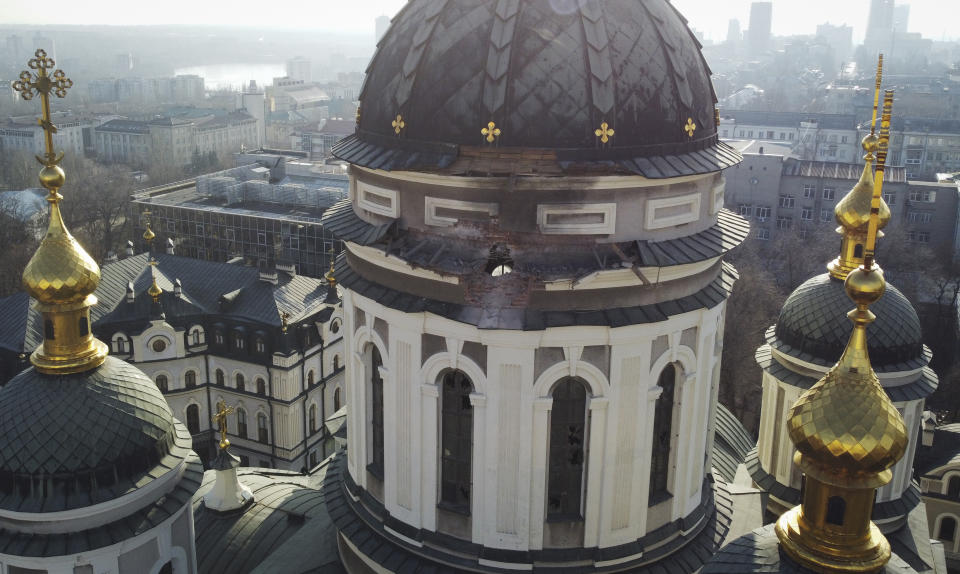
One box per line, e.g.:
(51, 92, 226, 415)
(776, 90, 906, 574)
(143, 211, 156, 244)
(16, 50, 108, 375)
(828, 55, 891, 280)
(213, 400, 235, 450)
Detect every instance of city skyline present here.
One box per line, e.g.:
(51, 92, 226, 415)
(0, 0, 956, 43)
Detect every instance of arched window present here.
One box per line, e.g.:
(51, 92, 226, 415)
(650, 364, 677, 504)
(191, 327, 202, 345)
(186, 404, 200, 434)
(216, 369, 225, 386)
(237, 408, 247, 438)
(333, 355, 340, 371)
(236, 373, 245, 392)
(940, 516, 957, 542)
(948, 476, 960, 499)
(257, 412, 268, 443)
(159, 562, 173, 574)
(256, 338, 266, 353)
(334, 387, 342, 412)
(256, 378, 266, 395)
(309, 450, 318, 467)
(309, 404, 317, 434)
(547, 377, 588, 519)
(368, 346, 385, 477)
(156, 374, 168, 393)
(440, 370, 474, 512)
(826, 496, 846, 526)
(185, 370, 196, 388)
(114, 335, 127, 353)
(307, 370, 315, 386)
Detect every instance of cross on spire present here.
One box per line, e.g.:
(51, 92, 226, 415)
(12, 49, 73, 168)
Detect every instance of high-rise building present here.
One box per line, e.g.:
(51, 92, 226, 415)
(286, 56, 311, 83)
(727, 18, 742, 45)
(375, 15, 390, 43)
(816, 23, 854, 63)
(893, 4, 910, 34)
(865, 0, 895, 55)
(748, 2, 773, 56)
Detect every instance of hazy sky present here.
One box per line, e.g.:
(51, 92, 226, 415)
(0, 0, 955, 43)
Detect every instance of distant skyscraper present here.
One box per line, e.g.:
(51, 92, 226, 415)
(747, 2, 773, 56)
(893, 4, 910, 34)
(286, 56, 312, 83)
(31, 32, 54, 61)
(816, 23, 854, 63)
(865, 0, 894, 54)
(5, 35, 23, 62)
(727, 19, 742, 45)
(375, 15, 390, 43)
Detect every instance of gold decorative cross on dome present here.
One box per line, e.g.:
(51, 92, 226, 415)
(482, 121, 501, 143)
(684, 117, 697, 138)
(595, 121, 615, 144)
(392, 114, 405, 135)
(12, 49, 73, 168)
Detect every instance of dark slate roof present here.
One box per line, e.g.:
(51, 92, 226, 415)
(0, 450, 203, 558)
(712, 403, 756, 483)
(0, 293, 41, 354)
(319, 199, 396, 246)
(193, 466, 345, 574)
(703, 522, 927, 573)
(755, 344, 938, 401)
(0, 357, 192, 512)
(325, 453, 733, 573)
(783, 158, 907, 183)
(337, 256, 738, 330)
(93, 253, 330, 327)
(339, 0, 742, 177)
(773, 274, 924, 370)
(915, 424, 960, 478)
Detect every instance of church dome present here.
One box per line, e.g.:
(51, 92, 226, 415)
(774, 274, 923, 369)
(0, 356, 189, 512)
(338, 0, 737, 175)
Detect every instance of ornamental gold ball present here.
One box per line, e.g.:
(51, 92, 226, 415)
(846, 266, 886, 306)
(862, 133, 879, 154)
(39, 165, 65, 190)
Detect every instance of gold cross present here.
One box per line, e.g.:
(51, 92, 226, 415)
(684, 118, 697, 138)
(392, 114, 405, 135)
(214, 400, 235, 450)
(595, 121, 615, 144)
(280, 310, 292, 333)
(482, 121, 501, 143)
(12, 49, 73, 168)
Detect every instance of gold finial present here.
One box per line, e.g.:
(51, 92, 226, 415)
(280, 310, 291, 333)
(18, 50, 107, 375)
(147, 259, 163, 303)
(595, 121, 615, 144)
(827, 57, 890, 280)
(392, 114, 405, 135)
(684, 117, 697, 138)
(775, 89, 906, 574)
(482, 121, 501, 144)
(214, 400, 235, 450)
(143, 211, 156, 244)
(326, 246, 337, 286)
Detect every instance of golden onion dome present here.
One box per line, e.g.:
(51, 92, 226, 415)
(22, 196, 100, 305)
(143, 225, 156, 242)
(834, 134, 891, 232)
(786, 267, 906, 482)
(147, 273, 163, 302)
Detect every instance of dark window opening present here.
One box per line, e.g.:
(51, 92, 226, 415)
(78, 317, 89, 336)
(216, 369, 224, 386)
(548, 377, 588, 520)
(309, 404, 317, 434)
(257, 378, 266, 395)
(156, 375, 168, 393)
(826, 496, 846, 526)
(236, 373, 245, 392)
(307, 370, 315, 386)
(237, 408, 247, 438)
(185, 371, 196, 388)
(650, 364, 676, 504)
(45, 320, 55, 340)
(485, 244, 514, 277)
(440, 370, 474, 513)
(334, 387, 342, 411)
(854, 244, 864, 259)
(948, 476, 960, 499)
(258, 413, 268, 443)
(159, 562, 173, 574)
(369, 346, 385, 477)
(186, 404, 200, 434)
(940, 516, 957, 542)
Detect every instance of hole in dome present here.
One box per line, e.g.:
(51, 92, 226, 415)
(485, 244, 514, 277)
